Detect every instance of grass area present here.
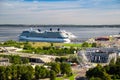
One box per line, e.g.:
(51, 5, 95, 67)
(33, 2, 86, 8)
(63, 43, 94, 48)
(29, 42, 51, 48)
(63, 43, 82, 47)
(56, 77, 63, 80)
(29, 42, 83, 48)
(29, 42, 93, 49)
(29, 42, 63, 48)
(69, 74, 76, 80)
(1, 40, 95, 49)
(56, 74, 76, 80)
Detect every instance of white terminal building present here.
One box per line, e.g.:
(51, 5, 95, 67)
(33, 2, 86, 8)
(77, 48, 118, 63)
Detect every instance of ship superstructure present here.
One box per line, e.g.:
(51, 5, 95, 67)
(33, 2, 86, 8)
(19, 28, 76, 43)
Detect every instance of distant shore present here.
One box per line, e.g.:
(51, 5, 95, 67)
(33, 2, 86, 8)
(0, 24, 120, 27)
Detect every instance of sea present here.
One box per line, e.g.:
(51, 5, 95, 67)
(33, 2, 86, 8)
(0, 25, 120, 42)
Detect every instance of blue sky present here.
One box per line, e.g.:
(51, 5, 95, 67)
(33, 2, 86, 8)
(0, 0, 120, 25)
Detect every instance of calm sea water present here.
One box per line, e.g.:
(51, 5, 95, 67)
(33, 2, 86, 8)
(0, 26, 120, 42)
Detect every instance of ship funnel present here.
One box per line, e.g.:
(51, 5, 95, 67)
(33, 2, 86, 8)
(50, 28, 52, 31)
(38, 29, 41, 32)
(57, 28, 60, 31)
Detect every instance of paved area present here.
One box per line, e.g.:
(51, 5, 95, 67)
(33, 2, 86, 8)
(75, 68, 88, 80)
(72, 66, 88, 80)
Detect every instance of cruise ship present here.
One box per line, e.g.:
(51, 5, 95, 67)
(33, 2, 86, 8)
(19, 28, 76, 43)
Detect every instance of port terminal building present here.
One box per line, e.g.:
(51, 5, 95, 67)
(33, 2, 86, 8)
(78, 48, 118, 63)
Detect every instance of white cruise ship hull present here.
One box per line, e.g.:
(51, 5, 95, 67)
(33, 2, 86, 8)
(19, 36, 71, 43)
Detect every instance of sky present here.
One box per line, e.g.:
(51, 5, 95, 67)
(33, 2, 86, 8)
(0, 0, 120, 25)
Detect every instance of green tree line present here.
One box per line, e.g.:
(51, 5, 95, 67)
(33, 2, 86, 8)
(86, 57, 120, 80)
(22, 42, 77, 56)
(0, 62, 72, 80)
(0, 55, 29, 64)
(0, 40, 98, 56)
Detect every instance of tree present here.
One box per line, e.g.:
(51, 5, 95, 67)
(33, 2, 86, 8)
(68, 54, 82, 64)
(102, 72, 111, 80)
(22, 57, 29, 64)
(0, 66, 6, 80)
(86, 64, 111, 80)
(39, 66, 48, 78)
(9, 55, 22, 64)
(5, 66, 12, 80)
(23, 42, 32, 50)
(86, 64, 104, 78)
(116, 57, 120, 65)
(107, 64, 120, 79)
(35, 65, 40, 79)
(26, 65, 34, 80)
(60, 62, 72, 76)
(50, 43, 53, 47)
(3, 40, 18, 46)
(81, 42, 89, 47)
(55, 57, 68, 63)
(90, 77, 102, 80)
(11, 65, 17, 80)
(20, 70, 34, 80)
(35, 65, 49, 79)
(50, 70, 56, 80)
(104, 65, 110, 73)
(50, 62, 60, 74)
(16, 65, 22, 79)
(91, 43, 97, 47)
(18, 65, 34, 80)
(109, 58, 115, 65)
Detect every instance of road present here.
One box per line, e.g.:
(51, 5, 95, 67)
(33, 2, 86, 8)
(72, 66, 88, 80)
(75, 67, 88, 80)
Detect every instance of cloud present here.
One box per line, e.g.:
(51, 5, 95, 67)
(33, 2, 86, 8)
(0, 0, 120, 24)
